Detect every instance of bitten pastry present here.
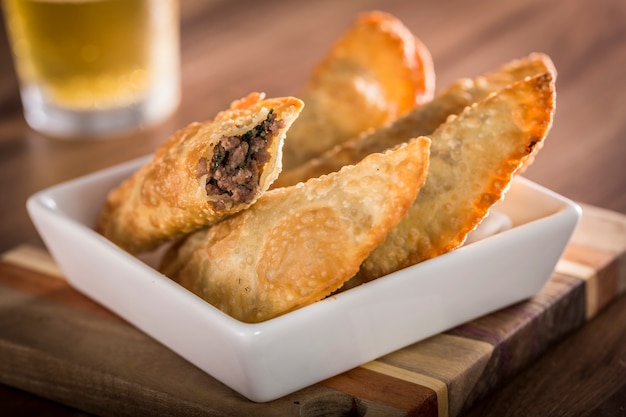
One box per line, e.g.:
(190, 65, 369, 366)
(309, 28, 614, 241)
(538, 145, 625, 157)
(96, 93, 304, 254)
(282, 10, 434, 170)
(353, 72, 556, 283)
(160, 136, 431, 323)
(274, 53, 555, 188)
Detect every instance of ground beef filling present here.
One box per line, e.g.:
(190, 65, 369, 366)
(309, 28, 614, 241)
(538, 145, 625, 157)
(197, 110, 285, 210)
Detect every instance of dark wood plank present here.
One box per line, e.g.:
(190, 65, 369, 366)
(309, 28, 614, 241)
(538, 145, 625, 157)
(461, 293, 626, 417)
(448, 272, 587, 412)
(0, 383, 90, 417)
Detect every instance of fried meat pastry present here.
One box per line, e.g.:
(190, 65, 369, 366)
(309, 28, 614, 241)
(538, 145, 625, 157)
(353, 72, 556, 284)
(160, 137, 431, 322)
(274, 53, 555, 188)
(96, 93, 304, 254)
(282, 10, 434, 170)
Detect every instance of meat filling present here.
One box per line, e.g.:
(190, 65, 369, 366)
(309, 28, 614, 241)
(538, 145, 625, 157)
(197, 109, 285, 210)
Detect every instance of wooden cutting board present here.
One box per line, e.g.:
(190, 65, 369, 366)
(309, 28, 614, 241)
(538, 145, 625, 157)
(1, 203, 625, 417)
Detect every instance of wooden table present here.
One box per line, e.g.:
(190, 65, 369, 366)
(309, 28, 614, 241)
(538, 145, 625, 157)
(1, 0, 624, 415)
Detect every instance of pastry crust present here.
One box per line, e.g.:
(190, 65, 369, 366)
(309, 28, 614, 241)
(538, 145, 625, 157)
(96, 93, 304, 254)
(282, 10, 434, 170)
(354, 72, 556, 283)
(274, 53, 555, 188)
(161, 136, 431, 322)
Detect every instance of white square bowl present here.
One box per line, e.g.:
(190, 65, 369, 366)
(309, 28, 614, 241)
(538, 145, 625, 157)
(26, 156, 581, 402)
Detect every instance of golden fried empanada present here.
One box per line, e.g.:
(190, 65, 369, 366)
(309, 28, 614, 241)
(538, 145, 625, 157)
(354, 72, 556, 283)
(96, 93, 304, 254)
(274, 53, 555, 188)
(160, 137, 431, 323)
(282, 10, 434, 170)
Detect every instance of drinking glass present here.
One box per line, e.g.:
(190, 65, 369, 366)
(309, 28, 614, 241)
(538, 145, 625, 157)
(2, 0, 180, 138)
